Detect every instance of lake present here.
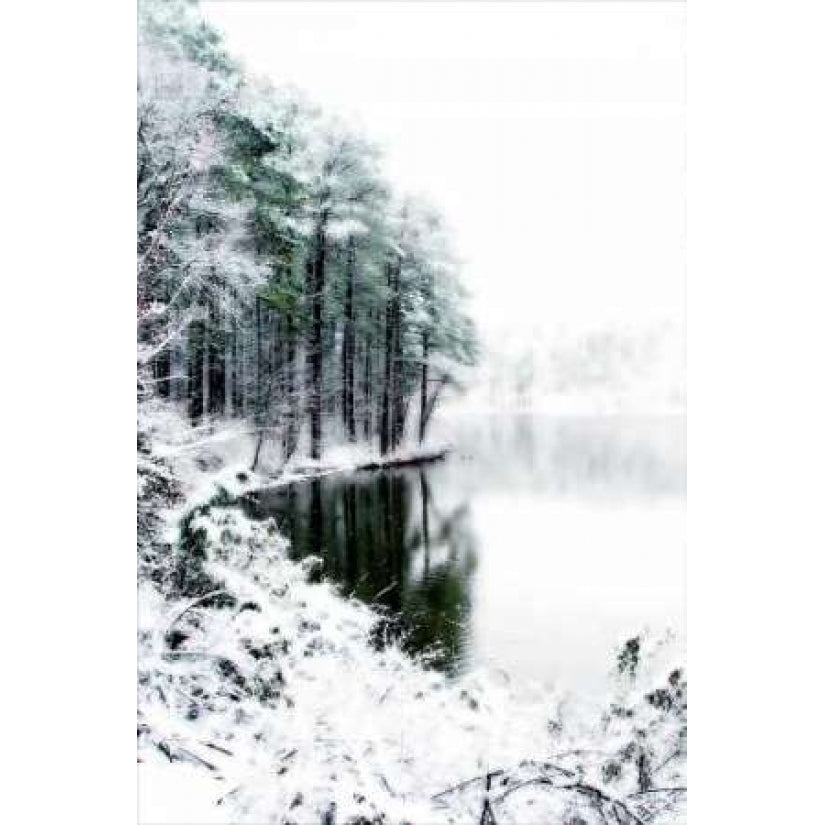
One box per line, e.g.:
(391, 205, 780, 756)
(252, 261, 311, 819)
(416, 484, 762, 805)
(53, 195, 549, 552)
(243, 414, 686, 694)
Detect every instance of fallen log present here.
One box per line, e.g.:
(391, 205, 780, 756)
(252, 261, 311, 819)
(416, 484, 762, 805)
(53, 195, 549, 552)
(244, 448, 452, 502)
(356, 448, 450, 472)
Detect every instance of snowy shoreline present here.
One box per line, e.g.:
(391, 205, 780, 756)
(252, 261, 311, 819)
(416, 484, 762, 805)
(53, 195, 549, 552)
(138, 403, 686, 824)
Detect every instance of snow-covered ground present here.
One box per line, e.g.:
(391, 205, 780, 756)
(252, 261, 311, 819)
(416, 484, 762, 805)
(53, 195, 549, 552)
(137, 402, 686, 824)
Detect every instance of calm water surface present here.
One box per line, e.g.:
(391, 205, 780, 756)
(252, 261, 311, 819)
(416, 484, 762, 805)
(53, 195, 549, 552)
(244, 414, 685, 693)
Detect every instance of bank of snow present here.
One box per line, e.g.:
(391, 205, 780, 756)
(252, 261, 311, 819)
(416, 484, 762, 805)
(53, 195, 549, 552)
(137, 402, 686, 824)
(139, 398, 451, 505)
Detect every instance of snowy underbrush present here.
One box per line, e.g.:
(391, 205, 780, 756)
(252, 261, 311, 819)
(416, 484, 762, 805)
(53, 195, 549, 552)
(138, 400, 267, 506)
(137, 402, 685, 824)
(138, 513, 685, 824)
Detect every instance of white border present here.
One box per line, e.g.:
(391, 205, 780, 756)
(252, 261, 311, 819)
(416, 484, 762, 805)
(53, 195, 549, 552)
(3, 1, 825, 822)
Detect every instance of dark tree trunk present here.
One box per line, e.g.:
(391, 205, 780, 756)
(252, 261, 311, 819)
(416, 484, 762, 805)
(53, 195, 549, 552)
(255, 295, 263, 420)
(250, 294, 266, 459)
(392, 385, 406, 450)
(207, 302, 224, 416)
(419, 330, 429, 444)
(389, 261, 404, 450)
(420, 374, 449, 444)
(224, 312, 233, 418)
(270, 308, 282, 428)
(342, 238, 357, 442)
(188, 320, 204, 423)
(380, 262, 395, 456)
(235, 310, 246, 416)
(201, 309, 210, 418)
(282, 313, 298, 462)
(308, 221, 326, 460)
(363, 324, 373, 442)
(250, 430, 264, 472)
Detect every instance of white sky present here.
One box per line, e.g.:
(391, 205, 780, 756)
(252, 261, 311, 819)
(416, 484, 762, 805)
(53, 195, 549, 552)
(203, 1, 685, 347)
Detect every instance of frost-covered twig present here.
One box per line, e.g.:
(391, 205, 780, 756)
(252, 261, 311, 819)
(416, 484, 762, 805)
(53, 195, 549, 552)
(626, 786, 687, 799)
(651, 748, 684, 776)
(432, 760, 573, 801)
(165, 588, 228, 634)
(491, 778, 646, 825)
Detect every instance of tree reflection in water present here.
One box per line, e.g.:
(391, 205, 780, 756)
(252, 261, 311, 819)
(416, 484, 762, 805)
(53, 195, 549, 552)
(243, 467, 478, 675)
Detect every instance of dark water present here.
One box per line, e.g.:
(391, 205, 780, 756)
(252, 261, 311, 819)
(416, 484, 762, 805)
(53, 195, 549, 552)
(243, 414, 685, 691)
(243, 466, 476, 674)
